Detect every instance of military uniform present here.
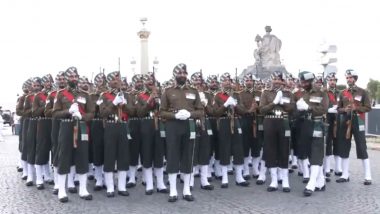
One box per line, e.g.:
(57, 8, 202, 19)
(52, 67, 94, 202)
(259, 73, 295, 192)
(295, 71, 328, 196)
(160, 63, 203, 202)
(24, 90, 37, 186)
(336, 70, 372, 185)
(212, 72, 248, 188)
(16, 87, 29, 180)
(99, 78, 135, 197)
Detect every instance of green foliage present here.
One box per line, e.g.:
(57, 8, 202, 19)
(367, 79, 380, 100)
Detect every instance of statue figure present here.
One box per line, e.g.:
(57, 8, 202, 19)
(257, 26, 282, 68)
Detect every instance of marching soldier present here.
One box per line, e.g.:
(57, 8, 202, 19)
(126, 74, 144, 188)
(135, 72, 168, 194)
(25, 77, 43, 186)
(45, 71, 66, 194)
(259, 71, 295, 192)
(53, 67, 94, 202)
(17, 79, 33, 180)
(336, 69, 372, 185)
(189, 72, 214, 190)
(160, 63, 203, 202)
(237, 73, 259, 180)
(33, 74, 54, 190)
(99, 71, 134, 197)
(324, 73, 341, 181)
(295, 71, 328, 197)
(90, 72, 107, 190)
(213, 72, 249, 188)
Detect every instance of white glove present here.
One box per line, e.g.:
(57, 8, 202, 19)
(231, 98, 238, 106)
(69, 103, 79, 114)
(72, 111, 82, 120)
(175, 111, 187, 120)
(328, 105, 338, 113)
(112, 94, 124, 106)
(273, 91, 283, 105)
(296, 98, 309, 111)
(178, 109, 191, 119)
(223, 96, 235, 107)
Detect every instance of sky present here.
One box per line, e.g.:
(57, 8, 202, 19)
(1, 0, 380, 110)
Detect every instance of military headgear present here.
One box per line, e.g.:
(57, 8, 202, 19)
(94, 73, 106, 86)
(190, 72, 203, 83)
(206, 75, 219, 85)
(41, 74, 54, 85)
(220, 72, 231, 82)
(32, 77, 42, 84)
(79, 76, 89, 85)
(64, 66, 78, 79)
(55, 71, 65, 82)
(172, 63, 187, 76)
(315, 75, 323, 83)
(298, 71, 315, 81)
(132, 74, 144, 84)
(243, 73, 257, 82)
(106, 71, 120, 83)
(270, 71, 284, 81)
(345, 69, 358, 77)
(326, 72, 338, 81)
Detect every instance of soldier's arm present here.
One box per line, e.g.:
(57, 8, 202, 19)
(337, 92, 345, 113)
(136, 95, 154, 117)
(310, 93, 328, 116)
(44, 93, 54, 117)
(99, 95, 116, 118)
(123, 93, 136, 117)
(52, 92, 71, 118)
(32, 93, 45, 117)
(189, 91, 204, 119)
(259, 91, 275, 114)
(212, 94, 228, 117)
(16, 96, 25, 116)
(159, 90, 176, 120)
(23, 97, 33, 117)
(356, 90, 371, 113)
(283, 92, 295, 113)
(204, 93, 215, 116)
(235, 93, 249, 115)
(82, 94, 94, 122)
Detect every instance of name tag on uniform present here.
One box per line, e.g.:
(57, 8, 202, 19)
(255, 96, 260, 102)
(310, 96, 322, 103)
(96, 99, 103, 105)
(186, 93, 196, 100)
(281, 97, 290, 104)
(77, 96, 86, 104)
(355, 95, 362, 102)
(81, 134, 89, 141)
(160, 131, 166, 138)
(312, 130, 323, 138)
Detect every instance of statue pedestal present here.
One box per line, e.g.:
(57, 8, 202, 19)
(240, 64, 288, 81)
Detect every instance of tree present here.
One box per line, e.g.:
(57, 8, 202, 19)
(367, 79, 380, 100)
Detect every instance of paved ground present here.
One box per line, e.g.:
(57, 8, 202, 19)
(0, 126, 379, 214)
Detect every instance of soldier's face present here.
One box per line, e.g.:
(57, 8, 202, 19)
(175, 72, 187, 85)
(245, 79, 254, 88)
(109, 77, 121, 89)
(134, 81, 144, 90)
(328, 79, 336, 88)
(44, 81, 52, 90)
(314, 81, 323, 89)
(346, 75, 356, 86)
(221, 79, 231, 89)
(301, 80, 312, 90)
(32, 82, 42, 92)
